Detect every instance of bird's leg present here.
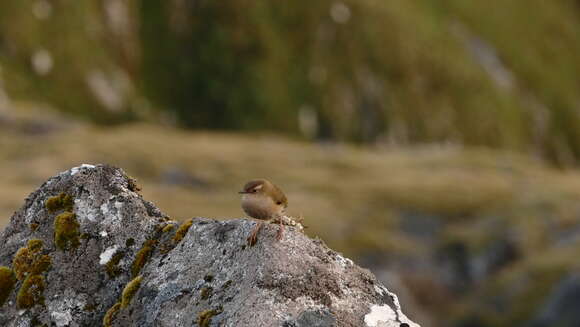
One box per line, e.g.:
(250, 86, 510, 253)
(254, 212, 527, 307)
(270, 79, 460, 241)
(247, 221, 264, 246)
(276, 218, 285, 241)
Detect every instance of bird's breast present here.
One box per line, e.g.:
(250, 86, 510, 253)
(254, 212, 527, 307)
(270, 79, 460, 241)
(241, 195, 280, 220)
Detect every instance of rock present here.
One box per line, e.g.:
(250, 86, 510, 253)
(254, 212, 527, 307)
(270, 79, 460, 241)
(528, 274, 580, 327)
(0, 164, 420, 327)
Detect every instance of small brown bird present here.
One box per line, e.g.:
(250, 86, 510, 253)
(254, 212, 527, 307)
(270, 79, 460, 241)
(238, 179, 288, 245)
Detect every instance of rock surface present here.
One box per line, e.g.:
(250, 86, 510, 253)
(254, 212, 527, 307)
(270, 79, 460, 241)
(0, 164, 419, 327)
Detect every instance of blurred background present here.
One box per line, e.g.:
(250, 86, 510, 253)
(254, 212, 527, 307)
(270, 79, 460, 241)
(1, 0, 580, 326)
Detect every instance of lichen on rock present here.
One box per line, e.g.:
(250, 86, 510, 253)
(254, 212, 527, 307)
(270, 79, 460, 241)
(13, 239, 51, 280)
(45, 193, 74, 214)
(121, 276, 142, 308)
(0, 266, 16, 307)
(172, 218, 193, 244)
(197, 308, 222, 327)
(17, 274, 45, 309)
(131, 240, 156, 278)
(105, 251, 124, 278)
(103, 302, 121, 327)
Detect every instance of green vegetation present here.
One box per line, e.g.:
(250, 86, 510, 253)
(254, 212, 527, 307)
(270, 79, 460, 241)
(161, 224, 175, 233)
(172, 219, 193, 244)
(200, 287, 212, 300)
(12, 239, 51, 309)
(131, 240, 156, 277)
(105, 251, 125, 279)
(197, 308, 222, 327)
(54, 212, 80, 250)
(1, 2, 580, 163)
(13, 239, 51, 280)
(45, 193, 73, 213)
(121, 276, 142, 308)
(103, 302, 121, 327)
(27, 239, 43, 252)
(17, 274, 45, 309)
(0, 266, 16, 307)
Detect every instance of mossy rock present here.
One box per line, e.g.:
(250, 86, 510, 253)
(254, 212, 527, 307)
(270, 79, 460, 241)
(103, 302, 121, 327)
(105, 251, 125, 278)
(13, 239, 51, 280)
(197, 308, 222, 327)
(45, 193, 74, 213)
(131, 240, 157, 278)
(161, 224, 175, 233)
(54, 211, 80, 250)
(17, 274, 45, 309)
(0, 266, 16, 307)
(172, 219, 193, 244)
(200, 287, 213, 300)
(121, 276, 142, 308)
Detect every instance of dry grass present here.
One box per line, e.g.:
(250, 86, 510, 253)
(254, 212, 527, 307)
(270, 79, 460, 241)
(3, 104, 580, 259)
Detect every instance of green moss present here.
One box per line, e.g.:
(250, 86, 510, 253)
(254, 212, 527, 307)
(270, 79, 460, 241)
(222, 280, 232, 289)
(197, 308, 222, 327)
(103, 302, 121, 327)
(13, 239, 50, 280)
(121, 276, 142, 308)
(13, 248, 33, 281)
(17, 274, 45, 309)
(27, 239, 43, 252)
(0, 266, 16, 306)
(30, 255, 51, 275)
(200, 287, 213, 300)
(172, 219, 193, 244)
(45, 193, 74, 213)
(54, 211, 80, 250)
(131, 240, 157, 277)
(162, 224, 175, 233)
(105, 251, 125, 278)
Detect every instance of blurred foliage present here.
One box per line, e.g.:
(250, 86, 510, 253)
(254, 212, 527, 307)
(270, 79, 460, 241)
(2, 2, 580, 325)
(0, 1, 580, 163)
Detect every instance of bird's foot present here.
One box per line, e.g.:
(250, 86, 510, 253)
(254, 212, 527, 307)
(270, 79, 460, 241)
(247, 221, 264, 246)
(276, 222, 285, 241)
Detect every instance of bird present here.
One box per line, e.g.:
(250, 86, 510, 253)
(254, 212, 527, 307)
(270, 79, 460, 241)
(238, 179, 288, 246)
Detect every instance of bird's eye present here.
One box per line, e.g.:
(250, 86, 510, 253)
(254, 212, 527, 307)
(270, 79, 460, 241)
(252, 189, 257, 193)
(276, 201, 282, 205)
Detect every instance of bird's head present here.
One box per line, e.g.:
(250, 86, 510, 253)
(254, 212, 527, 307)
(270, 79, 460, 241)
(238, 179, 269, 196)
(239, 179, 288, 209)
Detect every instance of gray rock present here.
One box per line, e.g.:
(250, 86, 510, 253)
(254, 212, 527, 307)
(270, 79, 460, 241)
(0, 164, 420, 327)
(527, 274, 580, 327)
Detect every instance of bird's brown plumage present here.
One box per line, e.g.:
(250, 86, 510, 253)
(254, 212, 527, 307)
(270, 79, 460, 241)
(239, 179, 287, 220)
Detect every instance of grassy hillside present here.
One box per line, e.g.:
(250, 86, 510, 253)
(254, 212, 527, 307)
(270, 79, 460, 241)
(3, 105, 580, 326)
(1, 1, 579, 163)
